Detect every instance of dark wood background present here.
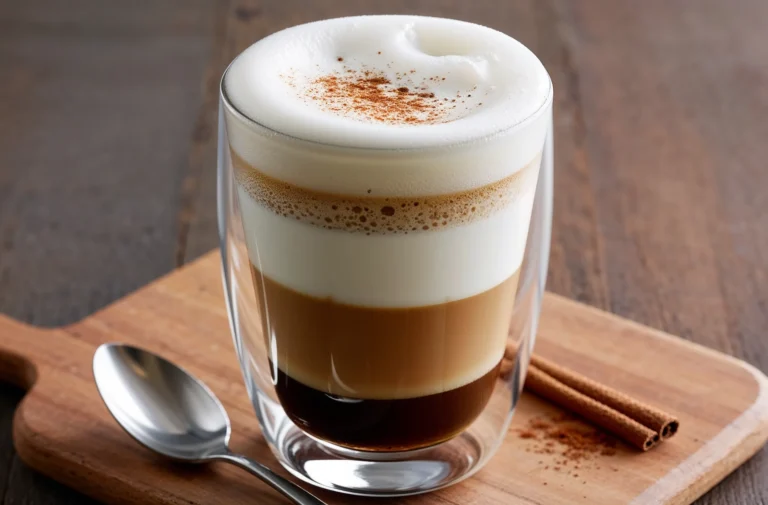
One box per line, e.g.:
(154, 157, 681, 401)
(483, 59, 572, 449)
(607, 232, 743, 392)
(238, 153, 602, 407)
(1, 0, 766, 503)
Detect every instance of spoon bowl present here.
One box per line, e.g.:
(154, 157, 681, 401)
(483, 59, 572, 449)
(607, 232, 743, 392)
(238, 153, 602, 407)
(93, 345, 230, 461)
(93, 343, 324, 505)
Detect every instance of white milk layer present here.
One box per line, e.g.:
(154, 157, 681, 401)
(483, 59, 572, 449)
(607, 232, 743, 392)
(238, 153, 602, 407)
(237, 182, 536, 307)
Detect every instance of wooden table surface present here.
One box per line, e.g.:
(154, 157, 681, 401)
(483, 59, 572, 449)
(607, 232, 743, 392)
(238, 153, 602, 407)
(1, 1, 766, 503)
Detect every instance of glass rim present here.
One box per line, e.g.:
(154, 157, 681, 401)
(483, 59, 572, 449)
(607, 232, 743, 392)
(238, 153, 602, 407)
(219, 60, 553, 153)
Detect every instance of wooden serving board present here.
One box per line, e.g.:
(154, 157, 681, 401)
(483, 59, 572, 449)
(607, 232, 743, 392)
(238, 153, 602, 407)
(0, 252, 766, 505)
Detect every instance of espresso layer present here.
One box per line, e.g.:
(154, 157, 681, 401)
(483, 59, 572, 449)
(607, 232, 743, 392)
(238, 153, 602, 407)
(275, 361, 501, 451)
(233, 151, 540, 234)
(251, 265, 519, 399)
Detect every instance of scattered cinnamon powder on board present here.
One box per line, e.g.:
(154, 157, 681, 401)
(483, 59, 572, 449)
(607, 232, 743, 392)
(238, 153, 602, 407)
(514, 413, 619, 475)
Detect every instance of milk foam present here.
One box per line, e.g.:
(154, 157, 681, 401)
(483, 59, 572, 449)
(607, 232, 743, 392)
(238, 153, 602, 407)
(224, 15, 552, 307)
(224, 15, 551, 149)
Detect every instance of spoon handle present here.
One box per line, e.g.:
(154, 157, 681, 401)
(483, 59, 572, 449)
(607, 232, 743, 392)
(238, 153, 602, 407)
(216, 452, 326, 505)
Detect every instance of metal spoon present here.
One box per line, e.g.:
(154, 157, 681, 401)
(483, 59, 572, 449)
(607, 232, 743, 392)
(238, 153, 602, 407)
(93, 343, 325, 505)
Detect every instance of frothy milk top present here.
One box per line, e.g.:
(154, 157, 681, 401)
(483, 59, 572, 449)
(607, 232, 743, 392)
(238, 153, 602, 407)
(224, 16, 552, 309)
(224, 15, 550, 149)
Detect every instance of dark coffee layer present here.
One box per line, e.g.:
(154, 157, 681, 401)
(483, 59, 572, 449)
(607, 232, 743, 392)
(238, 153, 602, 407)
(275, 360, 501, 451)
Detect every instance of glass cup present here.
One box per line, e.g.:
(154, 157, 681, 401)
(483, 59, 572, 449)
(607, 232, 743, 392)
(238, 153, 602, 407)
(217, 21, 553, 497)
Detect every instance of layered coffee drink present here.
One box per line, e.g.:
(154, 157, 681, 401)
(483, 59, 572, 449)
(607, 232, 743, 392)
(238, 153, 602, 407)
(223, 16, 551, 451)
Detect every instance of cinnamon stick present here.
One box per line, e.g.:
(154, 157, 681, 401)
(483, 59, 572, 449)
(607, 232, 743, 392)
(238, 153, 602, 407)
(503, 343, 679, 449)
(524, 366, 660, 451)
(529, 353, 679, 440)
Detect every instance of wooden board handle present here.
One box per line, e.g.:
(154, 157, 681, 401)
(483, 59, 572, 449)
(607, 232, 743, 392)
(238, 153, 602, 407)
(0, 314, 54, 390)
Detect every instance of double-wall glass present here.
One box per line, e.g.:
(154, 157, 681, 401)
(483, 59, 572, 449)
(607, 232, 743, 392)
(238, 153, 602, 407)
(217, 17, 553, 496)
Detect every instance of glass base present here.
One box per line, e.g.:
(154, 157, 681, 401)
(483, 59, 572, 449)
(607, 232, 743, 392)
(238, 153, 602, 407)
(251, 389, 500, 497)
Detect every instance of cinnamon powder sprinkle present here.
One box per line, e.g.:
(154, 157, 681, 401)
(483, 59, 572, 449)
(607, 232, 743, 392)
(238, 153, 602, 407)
(303, 69, 450, 124)
(514, 413, 618, 471)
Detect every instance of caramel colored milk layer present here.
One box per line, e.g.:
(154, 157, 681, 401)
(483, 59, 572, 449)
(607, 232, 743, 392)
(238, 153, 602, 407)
(251, 265, 520, 399)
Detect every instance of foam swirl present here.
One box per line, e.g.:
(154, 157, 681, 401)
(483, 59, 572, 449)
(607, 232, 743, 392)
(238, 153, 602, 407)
(223, 15, 551, 149)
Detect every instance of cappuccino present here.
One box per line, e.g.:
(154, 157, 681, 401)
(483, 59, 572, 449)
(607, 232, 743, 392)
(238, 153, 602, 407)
(223, 15, 551, 451)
